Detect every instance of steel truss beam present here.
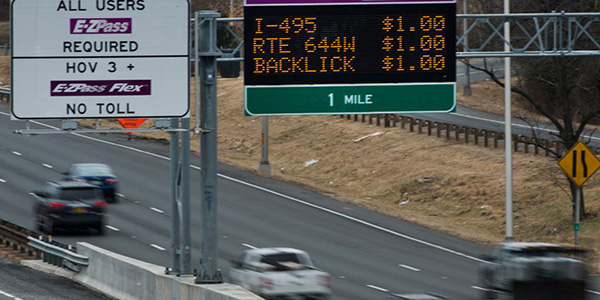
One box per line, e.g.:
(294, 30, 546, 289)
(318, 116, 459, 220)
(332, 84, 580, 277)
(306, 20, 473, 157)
(457, 12, 600, 57)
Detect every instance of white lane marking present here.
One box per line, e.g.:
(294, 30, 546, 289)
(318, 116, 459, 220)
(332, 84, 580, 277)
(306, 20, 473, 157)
(11, 151, 21, 156)
(0, 178, 5, 183)
(106, 225, 120, 232)
(0, 289, 16, 297)
(150, 207, 164, 214)
(586, 289, 600, 295)
(471, 286, 489, 291)
(399, 264, 420, 272)
(242, 243, 257, 249)
(116, 193, 124, 197)
(42, 164, 53, 169)
(0, 112, 488, 264)
(150, 244, 166, 251)
(366, 285, 388, 292)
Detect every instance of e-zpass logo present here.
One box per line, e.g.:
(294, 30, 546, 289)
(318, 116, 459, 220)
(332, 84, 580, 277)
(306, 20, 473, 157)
(51, 80, 151, 96)
(70, 18, 132, 34)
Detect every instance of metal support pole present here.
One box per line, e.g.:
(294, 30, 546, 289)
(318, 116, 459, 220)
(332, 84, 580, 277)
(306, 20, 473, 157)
(504, 0, 514, 241)
(258, 116, 271, 174)
(181, 117, 191, 273)
(196, 11, 223, 284)
(169, 118, 181, 274)
(463, 0, 472, 96)
(194, 13, 201, 134)
(575, 187, 581, 245)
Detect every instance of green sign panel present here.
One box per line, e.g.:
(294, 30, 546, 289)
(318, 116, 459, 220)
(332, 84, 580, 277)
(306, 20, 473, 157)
(574, 223, 580, 232)
(245, 83, 456, 116)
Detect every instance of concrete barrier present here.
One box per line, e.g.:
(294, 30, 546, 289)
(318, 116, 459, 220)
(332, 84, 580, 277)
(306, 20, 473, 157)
(23, 242, 262, 300)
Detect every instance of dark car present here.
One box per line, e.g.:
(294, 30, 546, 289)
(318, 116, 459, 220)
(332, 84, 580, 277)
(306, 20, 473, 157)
(32, 181, 107, 235)
(64, 163, 118, 203)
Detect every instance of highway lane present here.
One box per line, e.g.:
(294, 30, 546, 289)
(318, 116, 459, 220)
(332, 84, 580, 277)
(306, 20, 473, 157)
(0, 105, 496, 299)
(0, 258, 109, 300)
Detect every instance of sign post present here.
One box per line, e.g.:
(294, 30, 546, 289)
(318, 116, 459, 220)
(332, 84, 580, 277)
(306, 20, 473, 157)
(244, 0, 456, 116)
(11, 0, 190, 119)
(557, 141, 600, 245)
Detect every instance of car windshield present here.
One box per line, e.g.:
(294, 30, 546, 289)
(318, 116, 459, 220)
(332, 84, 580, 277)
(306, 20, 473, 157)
(74, 165, 114, 176)
(61, 188, 100, 200)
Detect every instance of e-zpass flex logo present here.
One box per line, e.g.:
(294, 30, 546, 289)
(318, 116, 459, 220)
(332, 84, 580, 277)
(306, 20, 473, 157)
(70, 18, 132, 34)
(50, 80, 151, 96)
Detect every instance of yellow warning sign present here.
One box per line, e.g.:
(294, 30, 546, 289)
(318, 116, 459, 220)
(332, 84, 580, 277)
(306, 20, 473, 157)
(558, 141, 600, 187)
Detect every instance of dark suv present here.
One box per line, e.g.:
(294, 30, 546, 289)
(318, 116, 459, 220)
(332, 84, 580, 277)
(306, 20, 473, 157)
(32, 181, 107, 235)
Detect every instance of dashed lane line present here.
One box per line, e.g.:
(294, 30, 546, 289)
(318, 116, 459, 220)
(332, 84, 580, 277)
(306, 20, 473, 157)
(399, 264, 420, 272)
(150, 244, 166, 251)
(150, 207, 164, 214)
(242, 243, 257, 249)
(366, 285, 388, 292)
(106, 225, 120, 232)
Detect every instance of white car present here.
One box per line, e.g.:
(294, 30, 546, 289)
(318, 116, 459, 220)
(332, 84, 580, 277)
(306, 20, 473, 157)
(229, 247, 331, 300)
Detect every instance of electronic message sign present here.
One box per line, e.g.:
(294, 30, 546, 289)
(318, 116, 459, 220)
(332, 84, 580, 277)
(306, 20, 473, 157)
(244, 0, 456, 116)
(11, 0, 189, 119)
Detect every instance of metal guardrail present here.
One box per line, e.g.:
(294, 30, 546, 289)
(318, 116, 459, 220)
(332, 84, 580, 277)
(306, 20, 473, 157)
(0, 219, 40, 259)
(0, 87, 9, 102)
(338, 114, 590, 158)
(27, 236, 88, 272)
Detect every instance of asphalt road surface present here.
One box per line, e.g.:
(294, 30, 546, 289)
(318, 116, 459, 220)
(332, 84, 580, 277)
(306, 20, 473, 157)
(0, 258, 109, 300)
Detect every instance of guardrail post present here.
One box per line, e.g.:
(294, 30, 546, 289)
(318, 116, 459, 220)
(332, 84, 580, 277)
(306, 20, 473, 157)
(376, 115, 381, 127)
(445, 123, 450, 140)
(384, 114, 390, 127)
(533, 139, 539, 155)
(361, 114, 365, 123)
(369, 115, 373, 125)
(417, 119, 423, 134)
(354, 114, 358, 122)
(523, 137, 529, 154)
(455, 125, 460, 141)
(436, 122, 441, 137)
(392, 115, 398, 127)
(494, 133, 500, 148)
(426, 121, 432, 136)
(409, 118, 414, 132)
(513, 136, 519, 152)
(483, 130, 489, 147)
(464, 127, 470, 143)
(400, 116, 405, 129)
(544, 140, 550, 157)
(473, 129, 479, 145)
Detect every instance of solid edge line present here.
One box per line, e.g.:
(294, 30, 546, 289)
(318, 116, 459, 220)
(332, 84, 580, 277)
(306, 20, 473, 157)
(0, 112, 487, 264)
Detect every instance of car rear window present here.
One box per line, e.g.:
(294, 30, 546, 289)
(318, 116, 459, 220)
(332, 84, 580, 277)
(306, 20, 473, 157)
(260, 253, 300, 265)
(75, 165, 114, 176)
(60, 188, 100, 200)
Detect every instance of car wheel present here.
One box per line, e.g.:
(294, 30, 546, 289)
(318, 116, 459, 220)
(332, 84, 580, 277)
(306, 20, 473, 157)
(95, 222, 105, 235)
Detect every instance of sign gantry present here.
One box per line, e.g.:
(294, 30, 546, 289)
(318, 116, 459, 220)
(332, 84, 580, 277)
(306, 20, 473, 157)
(11, 0, 190, 119)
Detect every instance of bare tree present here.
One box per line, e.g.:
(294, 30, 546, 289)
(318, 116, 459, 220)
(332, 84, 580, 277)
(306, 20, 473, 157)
(464, 0, 600, 218)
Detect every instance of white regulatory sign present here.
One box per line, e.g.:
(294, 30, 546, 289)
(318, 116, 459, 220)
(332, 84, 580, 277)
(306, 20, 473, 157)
(11, 0, 190, 119)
